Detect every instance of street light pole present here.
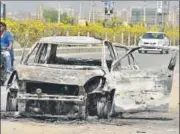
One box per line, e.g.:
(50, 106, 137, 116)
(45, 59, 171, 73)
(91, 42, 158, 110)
(58, 1, 61, 23)
(89, 1, 93, 22)
(79, 1, 83, 21)
(161, 1, 165, 31)
(143, 1, 146, 26)
(92, 1, 95, 23)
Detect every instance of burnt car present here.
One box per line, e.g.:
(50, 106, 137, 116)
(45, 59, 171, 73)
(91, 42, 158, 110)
(5, 36, 177, 119)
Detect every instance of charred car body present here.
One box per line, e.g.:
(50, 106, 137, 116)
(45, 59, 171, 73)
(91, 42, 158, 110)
(5, 36, 177, 119)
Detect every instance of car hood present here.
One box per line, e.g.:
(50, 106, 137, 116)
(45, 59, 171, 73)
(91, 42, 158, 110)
(16, 65, 105, 86)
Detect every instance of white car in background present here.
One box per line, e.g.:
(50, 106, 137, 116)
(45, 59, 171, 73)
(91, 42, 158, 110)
(138, 32, 170, 54)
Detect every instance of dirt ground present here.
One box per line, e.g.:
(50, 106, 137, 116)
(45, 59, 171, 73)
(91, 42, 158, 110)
(1, 112, 179, 134)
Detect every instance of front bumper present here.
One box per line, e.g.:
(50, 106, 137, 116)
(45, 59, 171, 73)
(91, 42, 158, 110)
(139, 45, 168, 51)
(17, 93, 85, 104)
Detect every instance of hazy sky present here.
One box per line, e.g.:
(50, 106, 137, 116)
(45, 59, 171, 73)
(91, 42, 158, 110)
(3, 1, 179, 15)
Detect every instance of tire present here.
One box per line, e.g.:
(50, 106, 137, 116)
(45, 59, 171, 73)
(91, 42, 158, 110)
(165, 50, 169, 54)
(144, 50, 147, 54)
(6, 74, 19, 112)
(97, 96, 112, 119)
(6, 93, 17, 111)
(160, 50, 163, 54)
(138, 50, 142, 53)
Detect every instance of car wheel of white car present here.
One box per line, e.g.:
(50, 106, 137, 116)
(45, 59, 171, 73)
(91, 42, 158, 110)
(165, 50, 169, 54)
(160, 50, 163, 54)
(138, 50, 142, 53)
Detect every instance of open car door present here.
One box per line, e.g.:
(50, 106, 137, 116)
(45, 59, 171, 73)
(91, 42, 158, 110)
(110, 46, 178, 114)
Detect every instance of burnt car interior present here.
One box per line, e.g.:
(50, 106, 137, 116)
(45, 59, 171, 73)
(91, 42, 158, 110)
(26, 42, 139, 71)
(27, 43, 114, 69)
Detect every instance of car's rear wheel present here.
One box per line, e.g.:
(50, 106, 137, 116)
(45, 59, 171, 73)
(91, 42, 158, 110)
(165, 50, 169, 54)
(144, 50, 147, 54)
(138, 50, 142, 53)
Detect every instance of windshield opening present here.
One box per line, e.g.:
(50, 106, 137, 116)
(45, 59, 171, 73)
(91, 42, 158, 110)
(142, 33, 164, 39)
(26, 43, 113, 68)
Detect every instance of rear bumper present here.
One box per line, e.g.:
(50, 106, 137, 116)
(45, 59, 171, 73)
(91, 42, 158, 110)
(17, 93, 84, 104)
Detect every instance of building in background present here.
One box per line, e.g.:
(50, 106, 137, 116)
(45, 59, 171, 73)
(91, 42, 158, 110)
(130, 1, 170, 27)
(120, 8, 131, 22)
(131, 7, 157, 26)
(7, 12, 38, 20)
(168, 8, 179, 26)
(156, 1, 170, 26)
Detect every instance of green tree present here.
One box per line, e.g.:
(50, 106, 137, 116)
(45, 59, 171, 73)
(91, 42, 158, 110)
(43, 8, 58, 22)
(43, 8, 75, 24)
(60, 12, 75, 24)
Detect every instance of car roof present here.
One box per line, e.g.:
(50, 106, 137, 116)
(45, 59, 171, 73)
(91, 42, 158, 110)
(38, 36, 102, 44)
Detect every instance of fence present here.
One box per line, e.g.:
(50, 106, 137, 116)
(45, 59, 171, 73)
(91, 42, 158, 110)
(14, 30, 179, 49)
(49, 31, 179, 46)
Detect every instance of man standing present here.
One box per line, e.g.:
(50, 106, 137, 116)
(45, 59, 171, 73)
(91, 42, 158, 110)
(0, 22, 13, 74)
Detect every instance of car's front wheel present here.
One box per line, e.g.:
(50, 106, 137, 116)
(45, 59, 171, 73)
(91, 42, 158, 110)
(165, 50, 169, 54)
(97, 94, 112, 119)
(160, 50, 163, 54)
(6, 92, 17, 111)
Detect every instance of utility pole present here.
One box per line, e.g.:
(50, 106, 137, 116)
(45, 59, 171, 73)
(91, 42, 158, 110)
(172, 6, 176, 26)
(155, 10, 157, 25)
(58, 1, 61, 23)
(143, 1, 146, 26)
(79, 1, 82, 21)
(89, 1, 93, 22)
(92, 1, 95, 23)
(162, 2, 164, 29)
